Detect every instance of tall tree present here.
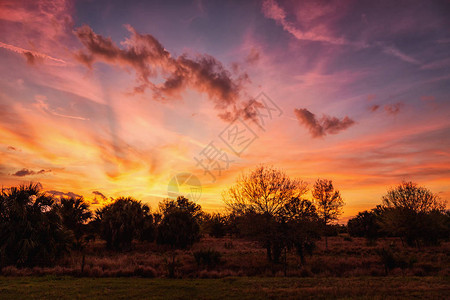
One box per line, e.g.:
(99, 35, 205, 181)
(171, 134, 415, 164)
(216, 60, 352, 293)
(223, 165, 309, 262)
(381, 181, 447, 246)
(312, 179, 344, 249)
(156, 196, 201, 249)
(59, 197, 92, 250)
(224, 165, 308, 219)
(0, 183, 69, 267)
(382, 181, 445, 213)
(96, 197, 152, 251)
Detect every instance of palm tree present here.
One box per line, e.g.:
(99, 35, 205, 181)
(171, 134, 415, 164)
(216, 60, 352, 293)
(96, 197, 152, 251)
(59, 197, 92, 249)
(0, 183, 69, 267)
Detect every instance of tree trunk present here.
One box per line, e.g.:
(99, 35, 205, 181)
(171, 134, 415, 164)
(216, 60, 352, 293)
(81, 252, 85, 274)
(266, 243, 272, 262)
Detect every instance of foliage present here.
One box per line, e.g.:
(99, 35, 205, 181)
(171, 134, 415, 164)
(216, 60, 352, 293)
(0, 183, 69, 267)
(202, 213, 229, 238)
(96, 197, 153, 251)
(156, 196, 201, 249)
(58, 197, 92, 250)
(376, 247, 417, 275)
(193, 249, 222, 269)
(347, 206, 384, 241)
(380, 182, 448, 247)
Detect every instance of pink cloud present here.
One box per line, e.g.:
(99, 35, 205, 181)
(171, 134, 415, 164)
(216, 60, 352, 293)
(261, 0, 349, 45)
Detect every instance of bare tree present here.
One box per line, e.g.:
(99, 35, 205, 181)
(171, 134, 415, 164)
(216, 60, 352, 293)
(382, 181, 445, 213)
(223, 165, 308, 219)
(312, 179, 344, 250)
(381, 181, 447, 247)
(223, 165, 309, 262)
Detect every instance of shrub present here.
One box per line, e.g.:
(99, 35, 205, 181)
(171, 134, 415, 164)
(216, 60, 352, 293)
(376, 247, 416, 275)
(157, 197, 201, 249)
(193, 249, 222, 269)
(95, 197, 152, 251)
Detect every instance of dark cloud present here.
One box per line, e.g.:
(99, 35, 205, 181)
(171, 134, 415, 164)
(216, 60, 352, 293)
(12, 169, 34, 177)
(246, 48, 260, 65)
(370, 105, 380, 112)
(23, 51, 36, 65)
(294, 108, 355, 138)
(7, 146, 18, 151)
(46, 190, 83, 199)
(384, 102, 403, 115)
(12, 168, 51, 177)
(92, 190, 107, 200)
(75, 25, 251, 122)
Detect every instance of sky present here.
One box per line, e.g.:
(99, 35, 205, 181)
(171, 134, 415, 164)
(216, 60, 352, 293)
(1, 0, 449, 220)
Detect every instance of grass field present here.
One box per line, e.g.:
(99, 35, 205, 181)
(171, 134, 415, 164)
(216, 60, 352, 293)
(2, 237, 448, 278)
(0, 276, 448, 299)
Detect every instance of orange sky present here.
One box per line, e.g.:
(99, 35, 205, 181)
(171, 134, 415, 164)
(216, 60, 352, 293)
(1, 0, 449, 220)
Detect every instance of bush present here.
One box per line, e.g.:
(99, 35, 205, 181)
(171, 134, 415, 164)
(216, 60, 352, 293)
(376, 247, 416, 275)
(156, 197, 201, 249)
(193, 249, 222, 269)
(95, 197, 152, 251)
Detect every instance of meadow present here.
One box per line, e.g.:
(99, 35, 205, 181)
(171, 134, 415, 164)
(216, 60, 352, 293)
(1, 236, 449, 279)
(1, 275, 449, 299)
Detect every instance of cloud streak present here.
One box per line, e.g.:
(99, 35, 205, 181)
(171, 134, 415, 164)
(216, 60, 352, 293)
(261, 0, 348, 45)
(294, 108, 355, 138)
(0, 41, 67, 65)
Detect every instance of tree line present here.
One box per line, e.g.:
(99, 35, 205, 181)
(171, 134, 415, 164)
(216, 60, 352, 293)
(0, 166, 448, 271)
(347, 181, 449, 247)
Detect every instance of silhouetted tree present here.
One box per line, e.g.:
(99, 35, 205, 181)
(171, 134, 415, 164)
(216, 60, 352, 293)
(58, 197, 93, 272)
(382, 181, 445, 213)
(347, 206, 384, 242)
(202, 213, 229, 238)
(96, 197, 152, 251)
(156, 196, 201, 249)
(283, 197, 321, 265)
(223, 165, 309, 263)
(58, 197, 92, 250)
(0, 183, 69, 268)
(312, 179, 344, 249)
(381, 181, 447, 247)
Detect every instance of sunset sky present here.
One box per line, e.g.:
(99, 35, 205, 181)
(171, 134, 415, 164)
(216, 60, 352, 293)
(1, 0, 449, 220)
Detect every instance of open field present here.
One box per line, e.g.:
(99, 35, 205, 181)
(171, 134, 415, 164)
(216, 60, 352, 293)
(0, 276, 449, 299)
(1, 237, 449, 278)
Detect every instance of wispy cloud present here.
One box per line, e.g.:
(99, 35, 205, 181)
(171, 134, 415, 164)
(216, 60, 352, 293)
(0, 41, 67, 65)
(384, 102, 404, 115)
(261, 0, 348, 45)
(34, 95, 89, 121)
(381, 45, 420, 65)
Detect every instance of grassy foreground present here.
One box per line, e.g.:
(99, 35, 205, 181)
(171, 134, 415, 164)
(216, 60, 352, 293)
(0, 276, 448, 299)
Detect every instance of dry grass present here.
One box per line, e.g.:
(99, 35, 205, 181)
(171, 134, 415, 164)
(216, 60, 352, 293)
(1, 236, 449, 278)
